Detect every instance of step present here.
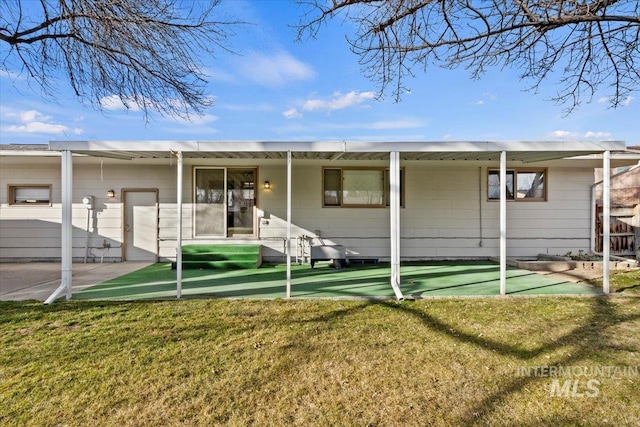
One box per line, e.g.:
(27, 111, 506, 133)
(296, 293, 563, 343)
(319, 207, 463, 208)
(182, 244, 261, 255)
(171, 260, 259, 270)
(173, 244, 262, 270)
(182, 252, 260, 262)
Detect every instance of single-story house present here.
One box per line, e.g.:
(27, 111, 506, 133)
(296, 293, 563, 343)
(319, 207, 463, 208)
(0, 140, 637, 301)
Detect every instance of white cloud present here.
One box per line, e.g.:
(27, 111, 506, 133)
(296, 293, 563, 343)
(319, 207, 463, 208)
(473, 92, 497, 105)
(303, 91, 375, 112)
(370, 119, 425, 130)
(0, 109, 70, 135)
(203, 67, 237, 83)
(547, 130, 578, 139)
(170, 113, 218, 125)
(597, 95, 633, 106)
(547, 130, 613, 140)
(0, 69, 22, 79)
(222, 103, 274, 112)
(584, 131, 611, 139)
(283, 108, 302, 119)
(99, 95, 143, 111)
(238, 51, 315, 87)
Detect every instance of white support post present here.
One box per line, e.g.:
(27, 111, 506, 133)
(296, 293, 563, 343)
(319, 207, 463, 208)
(603, 150, 611, 294)
(176, 151, 183, 299)
(286, 150, 292, 298)
(389, 152, 404, 300)
(499, 151, 507, 296)
(45, 150, 74, 304)
(590, 185, 597, 253)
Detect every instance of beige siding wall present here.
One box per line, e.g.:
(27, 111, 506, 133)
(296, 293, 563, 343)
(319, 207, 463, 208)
(1, 155, 595, 261)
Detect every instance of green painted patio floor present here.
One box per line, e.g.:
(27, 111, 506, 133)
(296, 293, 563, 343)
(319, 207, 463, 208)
(73, 261, 601, 300)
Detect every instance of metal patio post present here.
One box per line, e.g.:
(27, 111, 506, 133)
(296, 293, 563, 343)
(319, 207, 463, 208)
(603, 150, 610, 294)
(286, 150, 292, 298)
(176, 151, 183, 299)
(500, 151, 507, 295)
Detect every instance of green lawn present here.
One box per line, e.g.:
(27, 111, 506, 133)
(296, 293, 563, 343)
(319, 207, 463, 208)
(1, 296, 639, 426)
(595, 269, 640, 295)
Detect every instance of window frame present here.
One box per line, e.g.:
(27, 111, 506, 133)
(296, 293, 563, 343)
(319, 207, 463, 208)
(487, 168, 547, 202)
(322, 166, 405, 208)
(7, 184, 52, 206)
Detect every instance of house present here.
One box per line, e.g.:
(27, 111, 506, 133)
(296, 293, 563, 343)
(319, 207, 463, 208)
(1, 140, 637, 301)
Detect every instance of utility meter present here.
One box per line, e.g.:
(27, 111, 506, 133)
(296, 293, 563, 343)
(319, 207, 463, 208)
(82, 195, 94, 209)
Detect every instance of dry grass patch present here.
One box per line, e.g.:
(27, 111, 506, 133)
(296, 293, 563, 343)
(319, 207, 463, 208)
(1, 297, 639, 426)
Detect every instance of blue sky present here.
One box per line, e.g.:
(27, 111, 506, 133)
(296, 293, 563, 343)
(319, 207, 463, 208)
(1, 0, 638, 146)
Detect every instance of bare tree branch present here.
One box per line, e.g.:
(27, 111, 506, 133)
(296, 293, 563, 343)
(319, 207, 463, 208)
(0, 0, 242, 120)
(297, 0, 640, 113)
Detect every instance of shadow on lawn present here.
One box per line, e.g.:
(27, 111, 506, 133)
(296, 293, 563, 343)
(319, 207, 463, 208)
(373, 297, 640, 424)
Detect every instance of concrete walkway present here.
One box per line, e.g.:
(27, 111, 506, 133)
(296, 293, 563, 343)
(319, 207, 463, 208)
(0, 262, 153, 301)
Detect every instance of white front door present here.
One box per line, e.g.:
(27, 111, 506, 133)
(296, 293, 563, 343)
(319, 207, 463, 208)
(124, 190, 158, 261)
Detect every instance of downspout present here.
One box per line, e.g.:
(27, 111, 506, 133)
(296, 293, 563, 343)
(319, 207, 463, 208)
(45, 150, 73, 304)
(389, 151, 404, 300)
(84, 207, 91, 263)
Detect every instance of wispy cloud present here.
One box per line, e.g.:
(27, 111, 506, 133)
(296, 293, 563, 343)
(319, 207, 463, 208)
(99, 95, 143, 112)
(283, 108, 302, 119)
(547, 130, 612, 140)
(303, 91, 375, 113)
(237, 51, 315, 87)
(548, 130, 578, 139)
(169, 113, 218, 125)
(221, 103, 275, 112)
(473, 92, 497, 106)
(0, 108, 77, 135)
(584, 131, 612, 139)
(597, 95, 633, 107)
(0, 69, 23, 80)
(370, 119, 425, 130)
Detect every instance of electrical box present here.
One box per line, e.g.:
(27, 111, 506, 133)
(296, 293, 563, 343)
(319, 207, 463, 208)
(82, 195, 94, 209)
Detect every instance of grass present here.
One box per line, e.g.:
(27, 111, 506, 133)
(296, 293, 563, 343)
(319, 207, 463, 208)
(1, 296, 639, 426)
(592, 270, 640, 295)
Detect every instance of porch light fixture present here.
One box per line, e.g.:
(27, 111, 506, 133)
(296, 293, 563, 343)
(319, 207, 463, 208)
(107, 189, 116, 198)
(263, 181, 271, 190)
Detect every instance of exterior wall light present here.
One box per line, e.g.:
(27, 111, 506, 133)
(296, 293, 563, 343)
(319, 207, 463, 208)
(263, 181, 271, 190)
(107, 189, 116, 198)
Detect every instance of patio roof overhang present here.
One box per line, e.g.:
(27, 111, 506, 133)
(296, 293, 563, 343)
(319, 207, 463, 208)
(45, 139, 625, 303)
(49, 140, 628, 162)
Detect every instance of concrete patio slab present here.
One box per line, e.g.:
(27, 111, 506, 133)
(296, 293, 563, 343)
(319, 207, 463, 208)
(0, 262, 153, 301)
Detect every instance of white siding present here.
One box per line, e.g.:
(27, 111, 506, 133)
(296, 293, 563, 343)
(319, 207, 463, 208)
(1, 154, 595, 261)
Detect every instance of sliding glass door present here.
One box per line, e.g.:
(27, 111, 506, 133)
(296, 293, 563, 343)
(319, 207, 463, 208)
(194, 167, 256, 237)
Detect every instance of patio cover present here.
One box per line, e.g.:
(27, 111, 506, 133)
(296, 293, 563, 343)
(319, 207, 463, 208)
(45, 140, 626, 303)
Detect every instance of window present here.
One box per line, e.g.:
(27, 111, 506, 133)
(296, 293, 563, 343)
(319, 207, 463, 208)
(323, 167, 404, 207)
(488, 169, 546, 201)
(8, 185, 52, 205)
